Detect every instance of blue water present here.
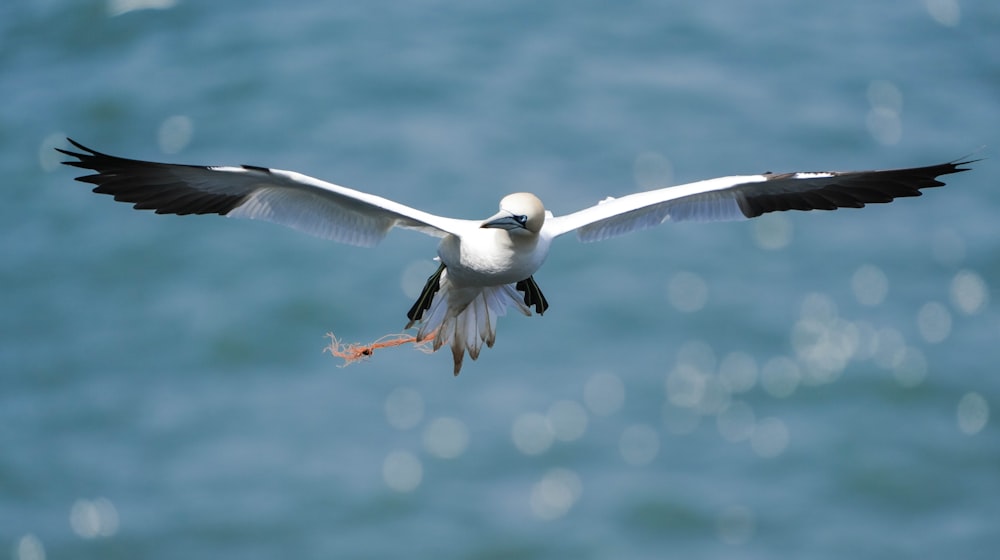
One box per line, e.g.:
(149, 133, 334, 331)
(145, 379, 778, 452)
(3, 0, 999, 558)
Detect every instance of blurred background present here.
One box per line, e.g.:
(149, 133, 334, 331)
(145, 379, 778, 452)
(2, 0, 998, 558)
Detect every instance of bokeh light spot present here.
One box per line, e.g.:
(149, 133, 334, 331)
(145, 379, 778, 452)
(792, 316, 857, 385)
(530, 468, 583, 521)
(666, 364, 707, 408)
(15, 534, 45, 560)
(851, 264, 889, 306)
(157, 115, 193, 154)
(957, 392, 989, 435)
(69, 497, 119, 539)
(867, 80, 904, 113)
(108, 0, 177, 17)
(950, 270, 988, 315)
(925, 0, 961, 26)
(676, 339, 717, 375)
(917, 301, 952, 344)
(752, 213, 793, 250)
(866, 81, 903, 146)
(866, 107, 902, 145)
(511, 412, 554, 455)
(382, 450, 423, 493)
(422, 417, 469, 459)
(39, 133, 68, 172)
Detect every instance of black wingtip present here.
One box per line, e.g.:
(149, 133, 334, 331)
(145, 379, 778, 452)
(949, 145, 988, 172)
(950, 158, 983, 173)
(56, 138, 100, 165)
(739, 156, 978, 219)
(55, 138, 250, 216)
(56, 139, 110, 182)
(66, 137, 88, 151)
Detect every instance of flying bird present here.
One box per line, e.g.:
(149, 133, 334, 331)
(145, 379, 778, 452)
(58, 139, 974, 374)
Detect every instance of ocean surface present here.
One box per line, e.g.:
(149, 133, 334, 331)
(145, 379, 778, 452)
(2, 0, 999, 558)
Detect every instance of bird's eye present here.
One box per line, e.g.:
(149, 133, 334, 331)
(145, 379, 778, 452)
(516, 215, 528, 225)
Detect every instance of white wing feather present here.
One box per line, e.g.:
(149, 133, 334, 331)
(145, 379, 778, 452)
(545, 175, 764, 242)
(219, 168, 473, 246)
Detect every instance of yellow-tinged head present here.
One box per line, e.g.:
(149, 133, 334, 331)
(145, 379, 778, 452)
(480, 192, 545, 234)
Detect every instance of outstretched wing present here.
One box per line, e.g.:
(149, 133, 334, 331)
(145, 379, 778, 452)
(545, 160, 975, 243)
(58, 139, 473, 247)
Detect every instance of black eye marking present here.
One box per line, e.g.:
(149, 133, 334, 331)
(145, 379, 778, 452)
(515, 215, 528, 225)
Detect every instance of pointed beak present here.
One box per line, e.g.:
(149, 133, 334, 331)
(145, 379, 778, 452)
(481, 210, 523, 230)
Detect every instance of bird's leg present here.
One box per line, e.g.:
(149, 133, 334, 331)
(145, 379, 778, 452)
(515, 276, 549, 315)
(406, 262, 446, 325)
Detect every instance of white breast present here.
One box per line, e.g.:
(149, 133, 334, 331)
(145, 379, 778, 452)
(437, 228, 550, 287)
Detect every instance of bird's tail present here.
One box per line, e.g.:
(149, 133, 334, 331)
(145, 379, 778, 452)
(406, 268, 532, 375)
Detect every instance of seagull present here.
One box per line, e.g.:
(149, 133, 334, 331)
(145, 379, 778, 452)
(58, 139, 974, 374)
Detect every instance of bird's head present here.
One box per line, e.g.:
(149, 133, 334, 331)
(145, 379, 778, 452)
(481, 192, 545, 234)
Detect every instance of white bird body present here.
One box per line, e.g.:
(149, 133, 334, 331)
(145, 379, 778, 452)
(405, 193, 554, 369)
(58, 139, 974, 374)
(438, 223, 551, 286)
